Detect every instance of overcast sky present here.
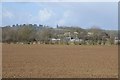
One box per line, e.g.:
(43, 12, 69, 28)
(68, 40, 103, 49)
(1, 2, 118, 30)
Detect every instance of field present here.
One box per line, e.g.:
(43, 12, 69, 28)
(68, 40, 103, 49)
(2, 44, 118, 78)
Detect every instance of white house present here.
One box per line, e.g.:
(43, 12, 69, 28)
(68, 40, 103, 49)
(114, 37, 120, 44)
(51, 38, 61, 44)
(87, 32, 93, 36)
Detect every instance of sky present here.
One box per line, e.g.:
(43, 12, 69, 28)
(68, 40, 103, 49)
(1, 2, 118, 30)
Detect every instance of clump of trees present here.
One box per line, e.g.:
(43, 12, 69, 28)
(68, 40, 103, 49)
(2, 24, 118, 45)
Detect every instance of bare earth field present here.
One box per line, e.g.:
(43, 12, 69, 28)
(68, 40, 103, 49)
(2, 44, 118, 78)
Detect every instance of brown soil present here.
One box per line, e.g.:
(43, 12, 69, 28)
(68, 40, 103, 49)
(2, 44, 118, 78)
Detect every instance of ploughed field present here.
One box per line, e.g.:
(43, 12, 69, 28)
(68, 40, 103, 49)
(2, 44, 118, 78)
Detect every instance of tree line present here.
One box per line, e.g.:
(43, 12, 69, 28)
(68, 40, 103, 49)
(2, 24, 118, 45)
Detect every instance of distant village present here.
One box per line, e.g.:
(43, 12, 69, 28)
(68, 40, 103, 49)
(2, 24, 119, 45)
(50, 32, 119, 45)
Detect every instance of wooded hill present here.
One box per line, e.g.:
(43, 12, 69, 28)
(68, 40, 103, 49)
(2, 24, 118, 45)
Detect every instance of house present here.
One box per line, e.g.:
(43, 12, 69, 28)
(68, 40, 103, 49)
(87, 32, 93, 36)
(114, 37, 120, 44)
(51, 38, 61, 44)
